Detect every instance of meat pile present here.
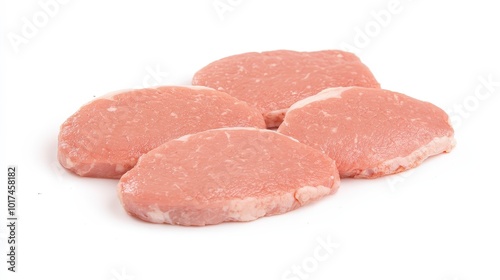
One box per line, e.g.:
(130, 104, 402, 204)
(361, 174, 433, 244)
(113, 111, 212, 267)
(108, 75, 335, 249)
(192, 50, 380, 128)
(58, 50, 455, 226)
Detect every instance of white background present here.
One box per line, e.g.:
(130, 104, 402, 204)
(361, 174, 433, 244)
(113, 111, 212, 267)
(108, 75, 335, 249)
(1, 1, 500, 280)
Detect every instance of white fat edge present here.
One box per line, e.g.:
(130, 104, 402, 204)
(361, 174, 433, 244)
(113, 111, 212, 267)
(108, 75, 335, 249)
(208, 127, 264, 132)
(145, 204, 173, 224)
(71, 88, 132, 109)
(97, 86, 214, 101)
(224, 193, 297, 221)
(287, 87, 352, 112)
(359, 135, 456, 178)
(152, 85, 217, 91)
(86, 86, 217, 111)
(174, 127, 262, 143)
(171, 127, 239, 143)
(176, 85, 215, 91)
(96, 88, 134, 101)
(174, 127, 301, 144)
(224, 184, 332, 221)
(115, 164, 125, 173)
(64, 156, 75, 169)
(76, 88, 147, 114)
(206, 127, 301, 143)
(294, 185, 332, 205)
(175, 133, 194, 142)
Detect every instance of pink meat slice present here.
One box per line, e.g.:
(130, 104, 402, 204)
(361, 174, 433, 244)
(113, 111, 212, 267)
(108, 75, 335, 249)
(192, 50, 380, 128)
(117, 128, 340, 226)
(277, 87, 456, 178)
(58, 86, 266, 179)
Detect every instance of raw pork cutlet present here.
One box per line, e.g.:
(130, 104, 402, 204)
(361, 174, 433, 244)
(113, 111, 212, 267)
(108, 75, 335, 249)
(117, 128, 340, 226)
(192, 50, 380, 128)
(278, 87, 455, 179)
(58, 86, 266, 179)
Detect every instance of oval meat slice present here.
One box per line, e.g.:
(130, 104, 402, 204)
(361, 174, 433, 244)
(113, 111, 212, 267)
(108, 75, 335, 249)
(192, 50, 380, 128)
(278, 87, 456, 178)
(58, 86, 266, 178)
(118, 128, 340, 226)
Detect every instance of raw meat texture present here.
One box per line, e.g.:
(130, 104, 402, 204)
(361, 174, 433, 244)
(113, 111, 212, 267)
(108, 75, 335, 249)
(192, 50, 380, 127)
(58, 86, 266, 179)
(277, 87, 456, 178)
(118, 128, 340, 226)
